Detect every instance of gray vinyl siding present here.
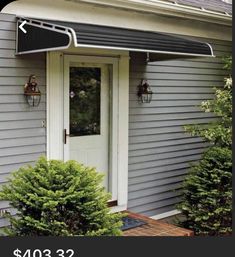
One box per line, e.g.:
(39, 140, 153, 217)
(0, 13, 46, 227)
(128, 38, 232, 217)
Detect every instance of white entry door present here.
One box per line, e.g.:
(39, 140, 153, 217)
(64, 58, 110, 189)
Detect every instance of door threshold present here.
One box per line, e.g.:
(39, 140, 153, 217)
(107, 200, 118, 207)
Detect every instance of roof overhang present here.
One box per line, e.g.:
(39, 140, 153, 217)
(16, 17, 214, 58)
(67, 0, 232, 26)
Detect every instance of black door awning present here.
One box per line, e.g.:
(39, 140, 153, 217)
(16, 17, 214, 57)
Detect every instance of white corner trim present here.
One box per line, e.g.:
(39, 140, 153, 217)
(151, 210, 181, 220)
(116, 55, 129, 207)
(46, 51, 64, 160)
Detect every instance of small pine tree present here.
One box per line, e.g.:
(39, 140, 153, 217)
(179, 147, 232, 235)
(0, 157, 123, 236)
(178, 56, 232, 236)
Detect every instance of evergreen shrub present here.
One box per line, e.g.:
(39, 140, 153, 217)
(0, 157, 123, 236)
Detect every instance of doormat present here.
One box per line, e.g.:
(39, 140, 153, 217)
(121, 216, 147, 231)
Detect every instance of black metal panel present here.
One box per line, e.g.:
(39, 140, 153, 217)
(17, 18, 213, 56)
(17, 21, 71, 54)
(53, 20, 212, 56)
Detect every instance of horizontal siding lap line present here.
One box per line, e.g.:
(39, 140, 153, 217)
(130, 97, 216, 101)
(0, 137, 46, 149)
(129, 160, 201, 174)
(129, 124, 211, 131)
(130, 85, 223, 88)
(0, 76, 46, 78)
(129, 104, 209, 108)
(128, 173, 188, 187)
(129, 98, 215, 101)
(129, 115, 216, 120)
(128, 152, 203, 166)
(140, 205, 181, 217)
(0, 18, 16, 23)
(0, 126, 45, 131)
(129, 116, 216, 123)
(130, 77, 225, 81)
(145, 64, 225, 69)
(129, 141, 209, 153)
(0, 162, 36, 174)
(129, 136, 202, 145)
(0, 130, 46, 140)
(129, 129, 190, 135)
(0, 118, 46, 126)
(130, 67, 228, 72)
(129, 143, 209, 156)
(0, 135, 46, 142)
(129, 146, 208, 160)
(129, 162, 201, 174)
(130, 144, 203, 152)
(0, 149, 46, 158)
(129, 164, 193, 178)
(147, 59, 225, 64)
(128, 182, 182, 198)
(129, 149, 206, 164)
(128, 200, 182, 213)
(129, 134, 201, 143)
(130, 135, 204, 144)
(128, 128, 197, 137)
(128, 194, 183, 209)
(128, 176, 186, 190)
(129, 110, 215, 116)
(130, 71, 227, 75)
(130, 93, 216, 96)
(128, 181, 182, 194)
(129, 167, 191, 180)
(129, 110, 210, 115)
(0, 153, 46, 167)
(0, 38, 15, 42)
(129, 157, 201, 173)
(130, 60, 226, 66)
(129, 106, 210, 110)
(129, 202, 180, 215)
(130, 81, 224, 86)
(0, 142, 46, 149)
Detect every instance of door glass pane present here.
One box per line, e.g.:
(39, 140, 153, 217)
(70, 67, 101, 136)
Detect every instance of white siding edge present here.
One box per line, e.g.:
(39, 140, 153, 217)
(151, 210, 181, 220)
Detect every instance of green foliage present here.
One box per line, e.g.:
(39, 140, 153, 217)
(178, 56, 232, 236)
(0, 157, 123, 236)
(178, 147, 232, 236)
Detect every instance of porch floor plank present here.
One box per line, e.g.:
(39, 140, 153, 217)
(122, 211, 193, 236)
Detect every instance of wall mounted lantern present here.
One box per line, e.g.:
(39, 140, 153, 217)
(137, 79, 153, 103)
(24, 75, 41, 107)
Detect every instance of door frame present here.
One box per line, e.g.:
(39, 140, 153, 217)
(47, 50, 129, 211)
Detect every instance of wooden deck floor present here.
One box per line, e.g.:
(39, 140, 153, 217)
(122, 211, 193, 236)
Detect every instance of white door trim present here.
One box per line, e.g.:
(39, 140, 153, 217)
(47, 51, 129, 211)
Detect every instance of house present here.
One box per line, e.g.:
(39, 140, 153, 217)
(0, 0, 232, 228)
